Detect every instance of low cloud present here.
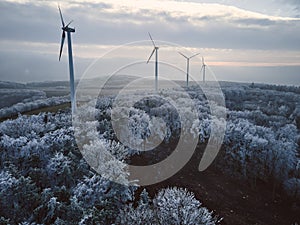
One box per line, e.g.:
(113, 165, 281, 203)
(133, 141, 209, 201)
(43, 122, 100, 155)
(0, 0, 299, 84)
(1, 0, 300, 49)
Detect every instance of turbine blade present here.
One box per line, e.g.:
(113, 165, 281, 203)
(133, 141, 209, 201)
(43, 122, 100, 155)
(66, 20, 73, 27)
(58, 5, 65, 27)
(59, 31, 66, 61)
(190, 52, 200, 59)
(148, 32, 156, 47)
(202, 56, 205, 65)
(147, 48, 156, 63)
(178, 52, 188, 59)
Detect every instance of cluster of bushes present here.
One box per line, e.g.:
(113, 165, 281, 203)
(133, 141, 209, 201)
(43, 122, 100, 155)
(0, 82, 299, 224)
(0, 112, 217, 224)
(92, 84, 300, 198)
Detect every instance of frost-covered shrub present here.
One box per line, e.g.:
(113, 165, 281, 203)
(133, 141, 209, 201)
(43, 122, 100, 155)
(128, 108, 151, 141)
(72, 174, 135, 223)
(0, 114, 55, 138)
(33, 186, 82, 225)
(43, 127, 75, 153)
(72, 175, 112, 209)
(0, 89, 45, 108)
(0, 96, 69, 119)
(0, 171, 39, 224)
(0, 82, 299, 224)
(117, 189, 155, 225)
(222, 117, 299, 193)
(79, 135, 130, 185)
(0, 110, 136, 224)
(154, 187, 218, 225)
(0, 113, 76, 180)
(18, 222, 42, 225)
(117, 187, 218, 225)
(46, 152, 73, 187)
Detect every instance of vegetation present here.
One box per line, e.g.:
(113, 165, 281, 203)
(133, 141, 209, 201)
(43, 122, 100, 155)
(0, 82, 299, 224)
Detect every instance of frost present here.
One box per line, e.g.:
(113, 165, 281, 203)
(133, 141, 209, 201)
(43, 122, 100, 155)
(117, 187, 218, 225)
(0, 95, 69, 119)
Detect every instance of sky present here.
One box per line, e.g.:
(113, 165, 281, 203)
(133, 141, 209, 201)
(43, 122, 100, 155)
(0, 0, 299, 85)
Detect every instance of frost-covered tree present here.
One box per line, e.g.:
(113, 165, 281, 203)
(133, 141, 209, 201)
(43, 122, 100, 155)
(46, 152, 73, 187)
(72, 174, 135, 224)
(117, 189, 155, 225)
(117, 187, 219, 225)
(0, 171, 40, 224)
(0, 113, 55, 138)
(154, 187, 218, 225)
(222, 116, 299, 194)
(33, 185, 82, 225)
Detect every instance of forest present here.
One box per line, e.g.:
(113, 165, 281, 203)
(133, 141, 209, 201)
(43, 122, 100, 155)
(0, 82, 299, 224)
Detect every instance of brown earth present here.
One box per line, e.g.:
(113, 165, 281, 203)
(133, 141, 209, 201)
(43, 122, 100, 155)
(134, 144, 300, 225)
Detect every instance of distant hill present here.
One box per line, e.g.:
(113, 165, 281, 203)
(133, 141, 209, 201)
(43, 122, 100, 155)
(26, 81, 72, 88)
(0, 89, 46, 108)
(0, 81, 26, 89)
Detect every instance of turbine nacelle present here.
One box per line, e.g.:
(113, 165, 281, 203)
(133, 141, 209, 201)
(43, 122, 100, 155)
(62, 19, 75, 32)
(62, 26, 75, 33)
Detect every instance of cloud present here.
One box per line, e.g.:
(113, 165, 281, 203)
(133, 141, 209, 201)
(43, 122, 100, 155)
(0, 1, 59, 42)
(283, 0, 300, 11)
(1, 0, 300, 49)
(233, 18, 277, 27)
(0, 0, 299, 84)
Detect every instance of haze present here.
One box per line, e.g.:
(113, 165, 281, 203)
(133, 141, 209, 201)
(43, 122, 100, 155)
(0, 0, 299, 85)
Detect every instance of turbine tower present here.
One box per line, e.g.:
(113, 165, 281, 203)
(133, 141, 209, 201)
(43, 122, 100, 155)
(146, 33, 159, 92)
(178, 52, 200, 88)
(200, 56, 206, 83)
(58, 6, 76, 115)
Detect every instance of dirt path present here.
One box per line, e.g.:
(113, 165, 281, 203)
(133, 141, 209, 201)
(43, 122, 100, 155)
(0, 103, 70, 122)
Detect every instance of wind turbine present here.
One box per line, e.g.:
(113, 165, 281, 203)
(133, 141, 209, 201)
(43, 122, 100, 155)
(178, 52, 200, 88)
(200, 56, 206, 83)
(146, 33, 159, 92)
(58, 6, 76, 115)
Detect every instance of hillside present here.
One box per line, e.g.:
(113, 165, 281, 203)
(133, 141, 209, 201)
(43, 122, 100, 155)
(0, 80, 299, 224)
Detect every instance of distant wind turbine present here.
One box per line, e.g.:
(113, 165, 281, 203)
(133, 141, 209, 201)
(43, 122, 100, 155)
(146, 33, 159, 92)
(58, 6, 76, 115)
(178, 52, 200, 87)
(200, 56, 206, 83)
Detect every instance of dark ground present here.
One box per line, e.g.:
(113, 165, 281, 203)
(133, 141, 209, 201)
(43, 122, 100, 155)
(133, 144, 300, 225)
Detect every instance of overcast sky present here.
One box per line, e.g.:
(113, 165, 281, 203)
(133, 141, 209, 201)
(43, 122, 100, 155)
(0, 0, 299, 85)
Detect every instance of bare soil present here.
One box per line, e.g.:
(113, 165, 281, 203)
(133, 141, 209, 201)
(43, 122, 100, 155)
(135, 144, 300, 225)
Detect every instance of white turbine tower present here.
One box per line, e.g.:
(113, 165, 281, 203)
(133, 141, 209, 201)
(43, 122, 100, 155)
(146, 33, 159, 92)
(58, 6, 76, 115)
(178, 52, 200, 88)
(200, 56, 207, 83)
